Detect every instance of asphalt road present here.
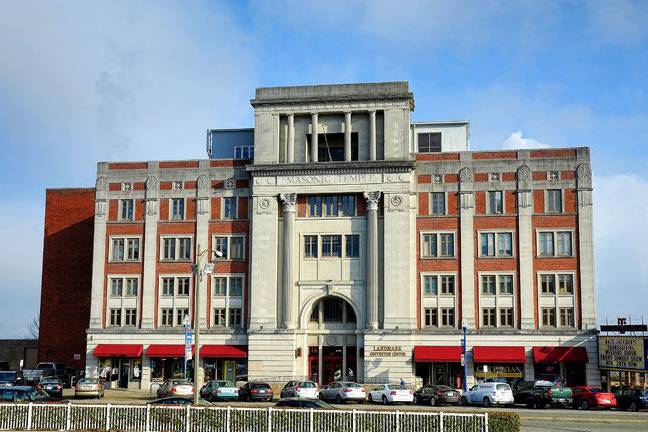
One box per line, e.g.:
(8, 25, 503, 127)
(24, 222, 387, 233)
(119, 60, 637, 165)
(64, 389, 648, 432)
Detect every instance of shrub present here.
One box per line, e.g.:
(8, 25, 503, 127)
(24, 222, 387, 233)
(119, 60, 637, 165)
(488, 411, 521, 432)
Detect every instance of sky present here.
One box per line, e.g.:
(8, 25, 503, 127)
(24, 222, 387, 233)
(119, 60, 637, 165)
(1, 0, 647, 337)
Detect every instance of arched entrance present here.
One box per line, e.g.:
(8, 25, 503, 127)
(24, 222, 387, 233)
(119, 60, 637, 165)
(306, 296, 359, 385)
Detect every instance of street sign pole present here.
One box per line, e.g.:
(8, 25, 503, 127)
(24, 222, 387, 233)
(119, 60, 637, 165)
(462, 326, 468, 392)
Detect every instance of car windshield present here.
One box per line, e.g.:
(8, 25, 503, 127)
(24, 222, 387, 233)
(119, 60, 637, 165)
(79, 378, 98, 384)
(395, 385, 408, 390)
(0, 373, 16, 381)
(343, 382, 361, 388)
(172, 380, 191, 385)
(436, 386, 452, 391)
(299, 382, 316, 388)
(253, 384, 270, 389)
(590, 388, 602, 393)
(42, 378, 59, 384)
(496, 384, 510, 391)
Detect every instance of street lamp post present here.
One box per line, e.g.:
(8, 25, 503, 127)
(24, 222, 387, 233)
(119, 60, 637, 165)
(182, 315, 191, 380)
(192, 247, 221, 405)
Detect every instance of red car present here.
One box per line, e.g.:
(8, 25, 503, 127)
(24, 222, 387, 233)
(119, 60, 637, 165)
(571, 386, 616, 410)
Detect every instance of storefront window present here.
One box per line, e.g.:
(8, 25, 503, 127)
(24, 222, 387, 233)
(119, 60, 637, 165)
(474, 364, 524, 385)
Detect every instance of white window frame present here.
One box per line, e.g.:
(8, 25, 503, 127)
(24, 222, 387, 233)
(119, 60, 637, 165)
(108, 275, 140, 298)
(222, 197, 239, 220)
(478, 271, 516, 328)
(536, 229, 575, 257)
(420, 273, 457, 297)
(420, 272, 458, 329)
(119, 198, 135, 221)
(545, 189, 564, 213)
(159, 274, 193, 298)
(429, 192, 447, 216)
(106, 274, 140, 327)
(169, 197, 186, 221)
(420, 231, 457, 258)
(108, 235, 142, 262)
(211, 272, 245, 328)
(211, 234, 246, 260)
(160, 235, 194, 261)
(477, 230, 515, 258)
(486, 190, 505, 215)
(537, 270, 578, 329)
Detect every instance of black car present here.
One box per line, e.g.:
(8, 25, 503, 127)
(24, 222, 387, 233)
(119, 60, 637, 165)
(40, 377, 64, 398)
(0, 386, 56, 403)
(0, 371, 22, 386)
(413, 385, 460, 406)
(239, 382, 274, 402)
(616, 388, 648, 411)
(274, 398, 335, 409)
(148, 397, 211, 405)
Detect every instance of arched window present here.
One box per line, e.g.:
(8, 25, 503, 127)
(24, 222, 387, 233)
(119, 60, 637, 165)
(309, 296, 356, 324)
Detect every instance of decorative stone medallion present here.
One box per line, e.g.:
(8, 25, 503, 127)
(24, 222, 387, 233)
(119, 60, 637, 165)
(459, 167, 473, 183)
(225, 178, 235, 190)
(390, 195, 402, 207)
(325, 335, 337, 346)
(576, 163, 591, 180)
(517, 165, 531, 182)
(146, 176, 159, 191)
(197, 175, 210, 190)
(259, 198, 270, 209)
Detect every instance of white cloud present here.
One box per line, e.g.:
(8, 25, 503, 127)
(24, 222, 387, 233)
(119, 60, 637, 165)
(502, 131, 549, 150)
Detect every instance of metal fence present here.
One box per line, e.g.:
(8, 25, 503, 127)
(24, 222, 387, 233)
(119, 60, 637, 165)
(0, 403, 488, 432)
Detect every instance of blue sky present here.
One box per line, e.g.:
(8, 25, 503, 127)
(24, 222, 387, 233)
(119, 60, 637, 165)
(1, 0, 647, 337)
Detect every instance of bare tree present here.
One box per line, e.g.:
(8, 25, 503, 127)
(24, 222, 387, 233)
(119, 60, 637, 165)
(26, 316, 39, 340)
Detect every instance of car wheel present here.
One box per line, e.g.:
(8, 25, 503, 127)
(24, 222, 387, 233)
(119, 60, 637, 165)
(336, 395, 342, 404)
(429, 397, 436, 407)
(483, 397, 492, 408)
(368, 394, 373, 403)
(580, 400, 589, 410)
(382, 395, 388, 405)
(630, 402, 638, 412)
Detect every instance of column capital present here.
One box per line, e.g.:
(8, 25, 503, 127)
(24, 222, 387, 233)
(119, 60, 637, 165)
(363, 191, 381, 211)
(279, 193, 297, 212)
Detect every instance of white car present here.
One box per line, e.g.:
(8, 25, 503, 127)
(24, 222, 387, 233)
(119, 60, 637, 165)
(156, 379, 194, 398)
(461, 382, 514, 407)
(318, 381, 366, 403)
(368, 384, 414, 405)
(280, 381, 319, 399)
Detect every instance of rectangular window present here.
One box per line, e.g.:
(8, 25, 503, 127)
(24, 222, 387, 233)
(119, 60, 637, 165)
(488, 191, 503, 214)
(178, 238, 192, 260)
(304, 235, 318, 258)
(500, 308, 514, 327)
(234, 145, 254, 160)
(161, 309, 173, 326)
(558, 274, 574, 295)
(214, 308, 226, 326)
(125, 278, 138, 296)
(482, 275, 496, 295)
(539, 232, 554, 256)
(424, 308, 438, 326)
(498, 233, 513, 256)
(439, 233, 454, 257)
(556, 232, 572, 256)
(323, 196, 338, 217)
(440, 275, 455, 295)
(547, 190, 562, 213)
(177, 277, 190, 296)
(229, 308, 242, 327)
(110, 278, 123, 297)
(423, 276, 438, 296)
(110, 309, 122, 326)
(213, 277, 227, 297)
(111, 238, 125, 261)
(560, 308, 575, 327)
(171, 198, 185, 220)
(127, 238, 139, 260)
(430, 192, 445, 215)
(307, 195, 356, 217)
(422, 234, 438, 258)
(124, 309, 137, 326)
(481, 233, 495, 257)
(441, 308, 455, 327)
(215, 237, 228, 259)
(162, 277, 174, 296)
(111, 238, 139, 261)
(163, 238, 176, 260)
(321, 235, 342, 257)
(308, 196, 322, 217)
(340, 195, 355, 216)
(541, 274, 555, 294)
(229, 237, 244, 260)
(499, 275, 514, 295)
(229, 277, 243, 297)
(176, 308, 189, 326)
(482, 308, 496, 327)
(120, 199, 134, 221)
(542, 308, 556, 327)
(418, 132, 442, 153)
(223, 197, 238, 219)
(481, 232, 512, 257)
(345, 235, 360, 258)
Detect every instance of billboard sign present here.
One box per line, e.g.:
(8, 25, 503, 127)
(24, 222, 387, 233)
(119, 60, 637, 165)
(599, 336, 648, 371)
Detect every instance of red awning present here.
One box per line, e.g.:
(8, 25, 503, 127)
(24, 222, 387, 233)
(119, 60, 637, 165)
(473, 346, 526, 363)
(200, 345, 248, 358)
(146, 344, 192, 358)
(413, 346, 462, 362)
(93, 344, 143, 358)
(533, 346, 589, 363)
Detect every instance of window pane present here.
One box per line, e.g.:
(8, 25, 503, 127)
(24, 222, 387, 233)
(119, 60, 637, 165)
(177, 278, 190, 296)
(557, 232, 572, 256)
(341, 195, 355, 216)
(488, 191, 503, 214)
(422, 234, 437, 257)
(179, 238, 191, 260)
(441, 275, 454, 294)
(440, 234, 454, 257)
(112, 239, 125, 260)
(499, 275, 513, 294)
(230, 277, 243, 297)
(111, 279, 123, 296)
(558, 274, 573, 294)
(162, 278, 174, 296)
(482, 275, 496, 295)
(345, 235, 359, 258)
(224, 197, 238, 219)
(423, 276, 437, 296)
(230, 237, 244, 259)
(304, 235, 318, 258)
(431, 193, 445, 215)
(308, 196, 322, 217)
(322, 235, 342, 257)
(172, 198, 184, 220)
(481, 233, 495, 256)
(215, 237, 228, 259)
(126, 278, 138, 296)
(547, 190, 562, 212)
(540, 232, 554, 256)
(164, 238, 176, 260)
(498, 233, 512, 256)
(214, 277, 227, 296)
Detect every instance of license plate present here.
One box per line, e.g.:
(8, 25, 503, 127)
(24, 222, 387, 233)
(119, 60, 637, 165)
(259, 390, 266, 393)
(82, 386, 93, 390)
(447, 392, 454, 396)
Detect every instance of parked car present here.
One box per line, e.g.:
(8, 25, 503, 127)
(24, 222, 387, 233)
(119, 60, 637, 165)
(413, 384, 460, 406)
(40, 377, 64, 398)
(616, 388, 648, 411)
(512, 380, 572, 408)
(22, 368, 53, 386)
(367, 384, 414, 405)
(461, 382, 514, 407)
(275, 398, 335, 409)
(35, 362, 70, 387)
(318, 381, 366, 404)
(0, 386, 57, 403)
(280, 381, 318, 399)
(238, 382, 274, 402)
(199, 380, 239, 402)
(74, 378, 105, 399)
(157, 379, 194, 398)
(148, 396, 211, 405)
(0, 371, 23, 387)
(571, 386, 616, 410)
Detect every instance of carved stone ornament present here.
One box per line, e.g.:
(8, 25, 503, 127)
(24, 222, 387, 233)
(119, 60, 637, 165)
(197, 174, 210, 190)
(517, 165, 531, 181)
(390, 195, 403, 207)
(95, 200, 106, 217)
(146, 199, 158, 216)
(325, 335, 337, 346)
(146, 176, 159, 191)
(259, 198, 270, 209)
(225, 178, 236, 190)
(279, 193, 297, 211)
(576, 163, 592, 181)
(363, 191, 381, 211)
(95, 177, 107, 192)
(459, 167, 473, 183)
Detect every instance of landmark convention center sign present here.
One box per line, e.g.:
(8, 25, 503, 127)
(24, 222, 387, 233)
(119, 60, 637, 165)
(599, 336, 648, 372)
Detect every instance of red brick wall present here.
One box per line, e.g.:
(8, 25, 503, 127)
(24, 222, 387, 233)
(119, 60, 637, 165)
(39, 189, 95, 370)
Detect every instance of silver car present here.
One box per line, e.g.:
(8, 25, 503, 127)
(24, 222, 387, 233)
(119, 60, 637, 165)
(318, 381, 366, 404)
(156, 379, 194, 398)
(280, 381, 318, 399)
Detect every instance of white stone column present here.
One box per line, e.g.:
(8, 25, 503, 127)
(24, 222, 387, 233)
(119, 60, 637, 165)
(517, 165, 535, 329)
(459, 167, 475, 329)
(344, 111, 352, 161)
(280, 193, 297, 329)
(196, 174, 211, 328)
(369, 110, 377, 161)
(287, 114, 295, 163)
(364, 191, 381, 329)
(576, 162, 596, 329)
(141, 175, 159, 329)
(310, 113, 319, 163)
(89, 177, 108, 329)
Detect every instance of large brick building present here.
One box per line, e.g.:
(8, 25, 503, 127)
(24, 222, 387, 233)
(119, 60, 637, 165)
(40, 82, 598, 390)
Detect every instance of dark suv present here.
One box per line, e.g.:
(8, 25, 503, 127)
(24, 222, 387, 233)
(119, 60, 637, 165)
(616, 388, 648, 411)
(0, 371, 22, 386)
